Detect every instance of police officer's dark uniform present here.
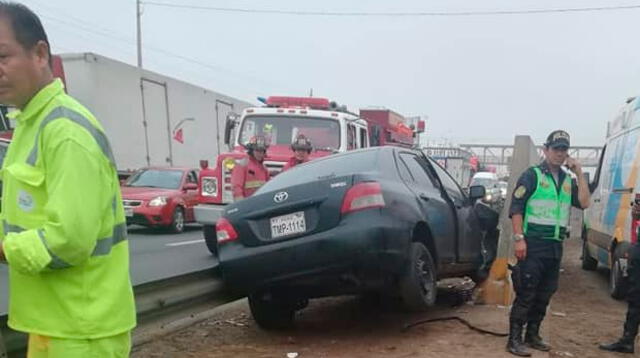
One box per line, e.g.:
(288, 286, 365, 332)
(600, 241, 640, 353)
(507, 131, 584, 356)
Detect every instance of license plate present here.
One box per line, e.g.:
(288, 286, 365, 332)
(270, 211, 306, 239)
(124, 207, 134, 217)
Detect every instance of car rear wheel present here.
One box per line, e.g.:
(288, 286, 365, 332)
(610, 249, 629, 300)
(400, 242, 437, 311)
(169, 207, 185, 233)
(581, 237, 597, 271)
(248, 292, 298, 330)
(203, 224, 217, 256)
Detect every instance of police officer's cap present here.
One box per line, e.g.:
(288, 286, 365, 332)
(545, 130, 570, 149)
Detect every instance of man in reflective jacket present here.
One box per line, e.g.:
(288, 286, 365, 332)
(0, 3, 135, 357)
(231, 135, 270, 200)
(506, 130, 590, 356)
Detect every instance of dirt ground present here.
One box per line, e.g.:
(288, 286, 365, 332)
(133, 238, 630, 358)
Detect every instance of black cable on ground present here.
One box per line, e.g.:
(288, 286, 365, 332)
(403, 316, 509, 337)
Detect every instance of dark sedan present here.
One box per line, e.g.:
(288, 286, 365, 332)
(217, 146, 492, 329)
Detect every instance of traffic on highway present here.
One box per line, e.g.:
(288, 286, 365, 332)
(1, 1, 639, 357)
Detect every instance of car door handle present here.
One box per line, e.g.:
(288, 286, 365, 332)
(419, 193, 430, 201)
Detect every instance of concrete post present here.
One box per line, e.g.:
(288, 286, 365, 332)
(479, 135, 540, 305)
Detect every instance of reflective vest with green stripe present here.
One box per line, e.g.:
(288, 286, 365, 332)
(0, 79, 136, 338)
(523, 167, 572, 241)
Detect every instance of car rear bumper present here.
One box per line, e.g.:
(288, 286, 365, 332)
(194, 204, 226, 225)
(218, 211, 410, 295)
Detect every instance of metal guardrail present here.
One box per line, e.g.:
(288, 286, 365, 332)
(1, 268, 235, 357)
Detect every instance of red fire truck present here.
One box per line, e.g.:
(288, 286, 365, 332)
(194, 96, 424, 255)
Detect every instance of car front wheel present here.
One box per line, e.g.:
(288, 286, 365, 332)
(400, 242, 437, 311)
(169, 207, 185, 233)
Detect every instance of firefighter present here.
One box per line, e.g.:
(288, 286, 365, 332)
(0, 3, 135, 357)
(232, 135, 270, 200)
(506, 130, 590, 356)
(282, 134, 312, 171)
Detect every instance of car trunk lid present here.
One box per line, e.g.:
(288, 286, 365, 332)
(227, 175, 354, 247)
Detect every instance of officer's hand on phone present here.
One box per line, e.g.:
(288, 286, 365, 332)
(514, 240, 527, 261)
(565, 156, 582, 174)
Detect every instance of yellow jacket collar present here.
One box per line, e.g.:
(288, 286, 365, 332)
(10, 79, 64, 122)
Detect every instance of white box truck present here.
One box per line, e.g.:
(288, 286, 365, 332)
(52, 53, 252, 172)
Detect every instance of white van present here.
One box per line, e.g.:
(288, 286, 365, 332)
(582, 96, 640, 299)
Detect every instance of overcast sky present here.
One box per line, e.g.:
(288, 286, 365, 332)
(18, 0, 640, 146)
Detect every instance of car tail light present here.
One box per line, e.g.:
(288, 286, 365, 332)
(216, 218, 238, 244)
(341, 182, 385, 214)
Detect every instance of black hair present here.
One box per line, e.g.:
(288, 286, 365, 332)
(0, 2, 51, 66)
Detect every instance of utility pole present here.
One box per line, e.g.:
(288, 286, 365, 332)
(136, 0, 143, 68)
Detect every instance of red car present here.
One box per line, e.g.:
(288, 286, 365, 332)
(121, 167, 199, 233)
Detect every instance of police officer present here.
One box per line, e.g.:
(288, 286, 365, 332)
(599, 239, 640, 353)
(231, 135, 270, 200)
(0, 3, 135, 357)
(506, 130, 590, 356)
(282, 134, 312, 172)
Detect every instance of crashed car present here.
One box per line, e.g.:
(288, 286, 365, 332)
(217, 146, 499, 329)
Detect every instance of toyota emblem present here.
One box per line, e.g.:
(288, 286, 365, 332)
(273, 191, 289, 203)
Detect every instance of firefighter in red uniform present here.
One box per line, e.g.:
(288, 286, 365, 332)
(231, 135, 270, 200)
(282, 134, 312, 172)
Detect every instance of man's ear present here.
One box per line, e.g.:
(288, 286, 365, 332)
(32, 40, 51, 69)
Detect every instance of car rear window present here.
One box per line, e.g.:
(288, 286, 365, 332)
(257, 150, 380, 193)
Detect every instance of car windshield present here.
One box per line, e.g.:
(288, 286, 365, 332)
(239, 115, 341, 151)
(471, 178, 497, 188)
(257, 150, 380, 193)
(125, 169, 183, 189)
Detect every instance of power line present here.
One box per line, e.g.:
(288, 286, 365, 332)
(29, 1, 276, 83)
(36, 12, 280, 92)
(141, 1, 640, 16)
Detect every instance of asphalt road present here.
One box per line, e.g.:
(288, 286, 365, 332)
(0, 224, 218, 315)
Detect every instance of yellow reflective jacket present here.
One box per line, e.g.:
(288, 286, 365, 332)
(0, 79, 136, 338)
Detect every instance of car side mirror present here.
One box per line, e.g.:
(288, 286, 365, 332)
(469, 185, 486, 201)
(184, 183, 198, 191)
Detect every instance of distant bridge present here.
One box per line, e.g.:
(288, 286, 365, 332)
(458, 144, 603, 168)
